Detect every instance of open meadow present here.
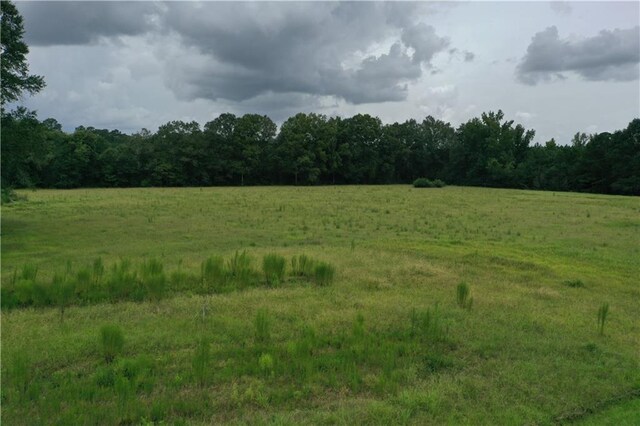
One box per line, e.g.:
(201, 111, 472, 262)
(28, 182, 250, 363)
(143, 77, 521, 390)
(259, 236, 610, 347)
(1, 186, 639, 424)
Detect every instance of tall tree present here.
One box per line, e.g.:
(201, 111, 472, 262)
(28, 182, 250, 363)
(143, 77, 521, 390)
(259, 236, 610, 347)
(0, 0, 45, 107)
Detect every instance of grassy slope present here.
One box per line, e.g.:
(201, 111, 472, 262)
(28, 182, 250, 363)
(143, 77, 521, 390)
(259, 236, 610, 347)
(1, 186, 639, 424)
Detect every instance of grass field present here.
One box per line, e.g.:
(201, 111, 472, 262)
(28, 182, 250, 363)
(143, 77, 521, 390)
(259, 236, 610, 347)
(2, 186, 639, 425)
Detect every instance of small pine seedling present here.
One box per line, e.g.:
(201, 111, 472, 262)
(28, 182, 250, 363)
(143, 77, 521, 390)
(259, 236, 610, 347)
(456, 282, 473, 310)
(597, 303, 609, 335)
(100, 324, 125, 363)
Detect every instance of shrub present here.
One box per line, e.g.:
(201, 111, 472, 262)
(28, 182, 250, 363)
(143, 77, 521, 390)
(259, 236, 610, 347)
(263, 253, 286, 286)
(456, 282, 473, 310)
(201, 256, 226, 292)
(313, 262, 335, 286)
(597, 303, 609, 335)
(100, 324, 125, 363)
(413, 178, 446, 188)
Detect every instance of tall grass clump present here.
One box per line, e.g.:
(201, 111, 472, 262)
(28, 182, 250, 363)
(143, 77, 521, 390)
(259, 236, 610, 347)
(201, 256, 226, 292)
(192, 338, 211, 387)
(140, 258, 166, 302)
(107, 259, 138, 302)
(313, 261, 335, 286)
(254, 309, 271, 346)
(409, 305, 448, 343)
(456, 282, 473, 310)
(597, 303, 609, 335)
(291, 254, 315, 278)
(51, 273, 74, 322)
(263, 253, 286, 286)
(92, 257, 105, 284)
(20, 263, 38, 282)
(9, 351, 31, 400)
(227, 251, 255, 288)
(100, 324, 125, 363)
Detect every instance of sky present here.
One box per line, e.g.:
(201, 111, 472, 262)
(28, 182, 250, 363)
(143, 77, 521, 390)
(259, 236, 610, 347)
(13, 1, 640, 144)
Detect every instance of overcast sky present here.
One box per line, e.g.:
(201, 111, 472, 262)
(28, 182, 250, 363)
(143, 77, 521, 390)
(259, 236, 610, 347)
(13, 1, 640, 144)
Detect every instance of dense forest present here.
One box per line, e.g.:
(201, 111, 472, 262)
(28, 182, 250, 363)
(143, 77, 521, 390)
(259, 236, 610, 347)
(2, 108, 639, 195)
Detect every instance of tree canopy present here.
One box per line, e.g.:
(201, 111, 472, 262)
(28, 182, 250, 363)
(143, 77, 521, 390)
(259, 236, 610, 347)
(0, 0, 45, 107)
(1, 108, 638, 195)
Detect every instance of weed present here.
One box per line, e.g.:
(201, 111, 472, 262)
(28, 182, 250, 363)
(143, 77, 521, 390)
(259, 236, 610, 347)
(313, 261, 335, 286)
(597, 303, 609, 335)
(258, 353, 275, 377)
(263, 253, 286, 286)
(456, 282, 473, 310)
(100, 324, 125, 363)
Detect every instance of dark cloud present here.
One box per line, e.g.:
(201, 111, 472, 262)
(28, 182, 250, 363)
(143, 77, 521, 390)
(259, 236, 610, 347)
(17, 2, 452, 105)
(18, 1, 160, 46)
(517, 26, 640, 84)
(160, 2, 449, 104)
(401, 23, 449, 64)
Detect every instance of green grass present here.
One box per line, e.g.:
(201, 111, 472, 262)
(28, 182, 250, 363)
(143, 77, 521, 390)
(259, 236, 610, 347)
(2, 185, 639, 424)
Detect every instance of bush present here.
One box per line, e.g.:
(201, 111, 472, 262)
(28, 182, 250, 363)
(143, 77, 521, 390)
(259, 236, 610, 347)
(263, 253, 286, 286)
(413, 178, 446, 188)
(313, 262, 335, 286)
(100, 324, 125, 363)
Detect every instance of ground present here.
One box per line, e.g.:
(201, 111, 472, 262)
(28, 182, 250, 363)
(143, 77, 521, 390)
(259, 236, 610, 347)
(1, 186, 639, 424)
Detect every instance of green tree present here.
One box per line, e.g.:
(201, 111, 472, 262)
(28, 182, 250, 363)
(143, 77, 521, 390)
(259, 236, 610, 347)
(1, 0, 45, 107)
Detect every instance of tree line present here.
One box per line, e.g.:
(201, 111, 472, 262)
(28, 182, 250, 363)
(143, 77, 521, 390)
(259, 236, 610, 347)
(1, 108, 639, 195)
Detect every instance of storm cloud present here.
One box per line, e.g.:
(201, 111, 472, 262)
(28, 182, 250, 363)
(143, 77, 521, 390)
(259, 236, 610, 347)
(517, 25, 640, 84)
(20, 1, 161, 46)
(159, 2, 449, 104)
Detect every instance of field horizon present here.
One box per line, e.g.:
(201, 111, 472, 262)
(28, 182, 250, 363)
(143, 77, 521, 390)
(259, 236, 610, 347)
(2, 185, 639, 424)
